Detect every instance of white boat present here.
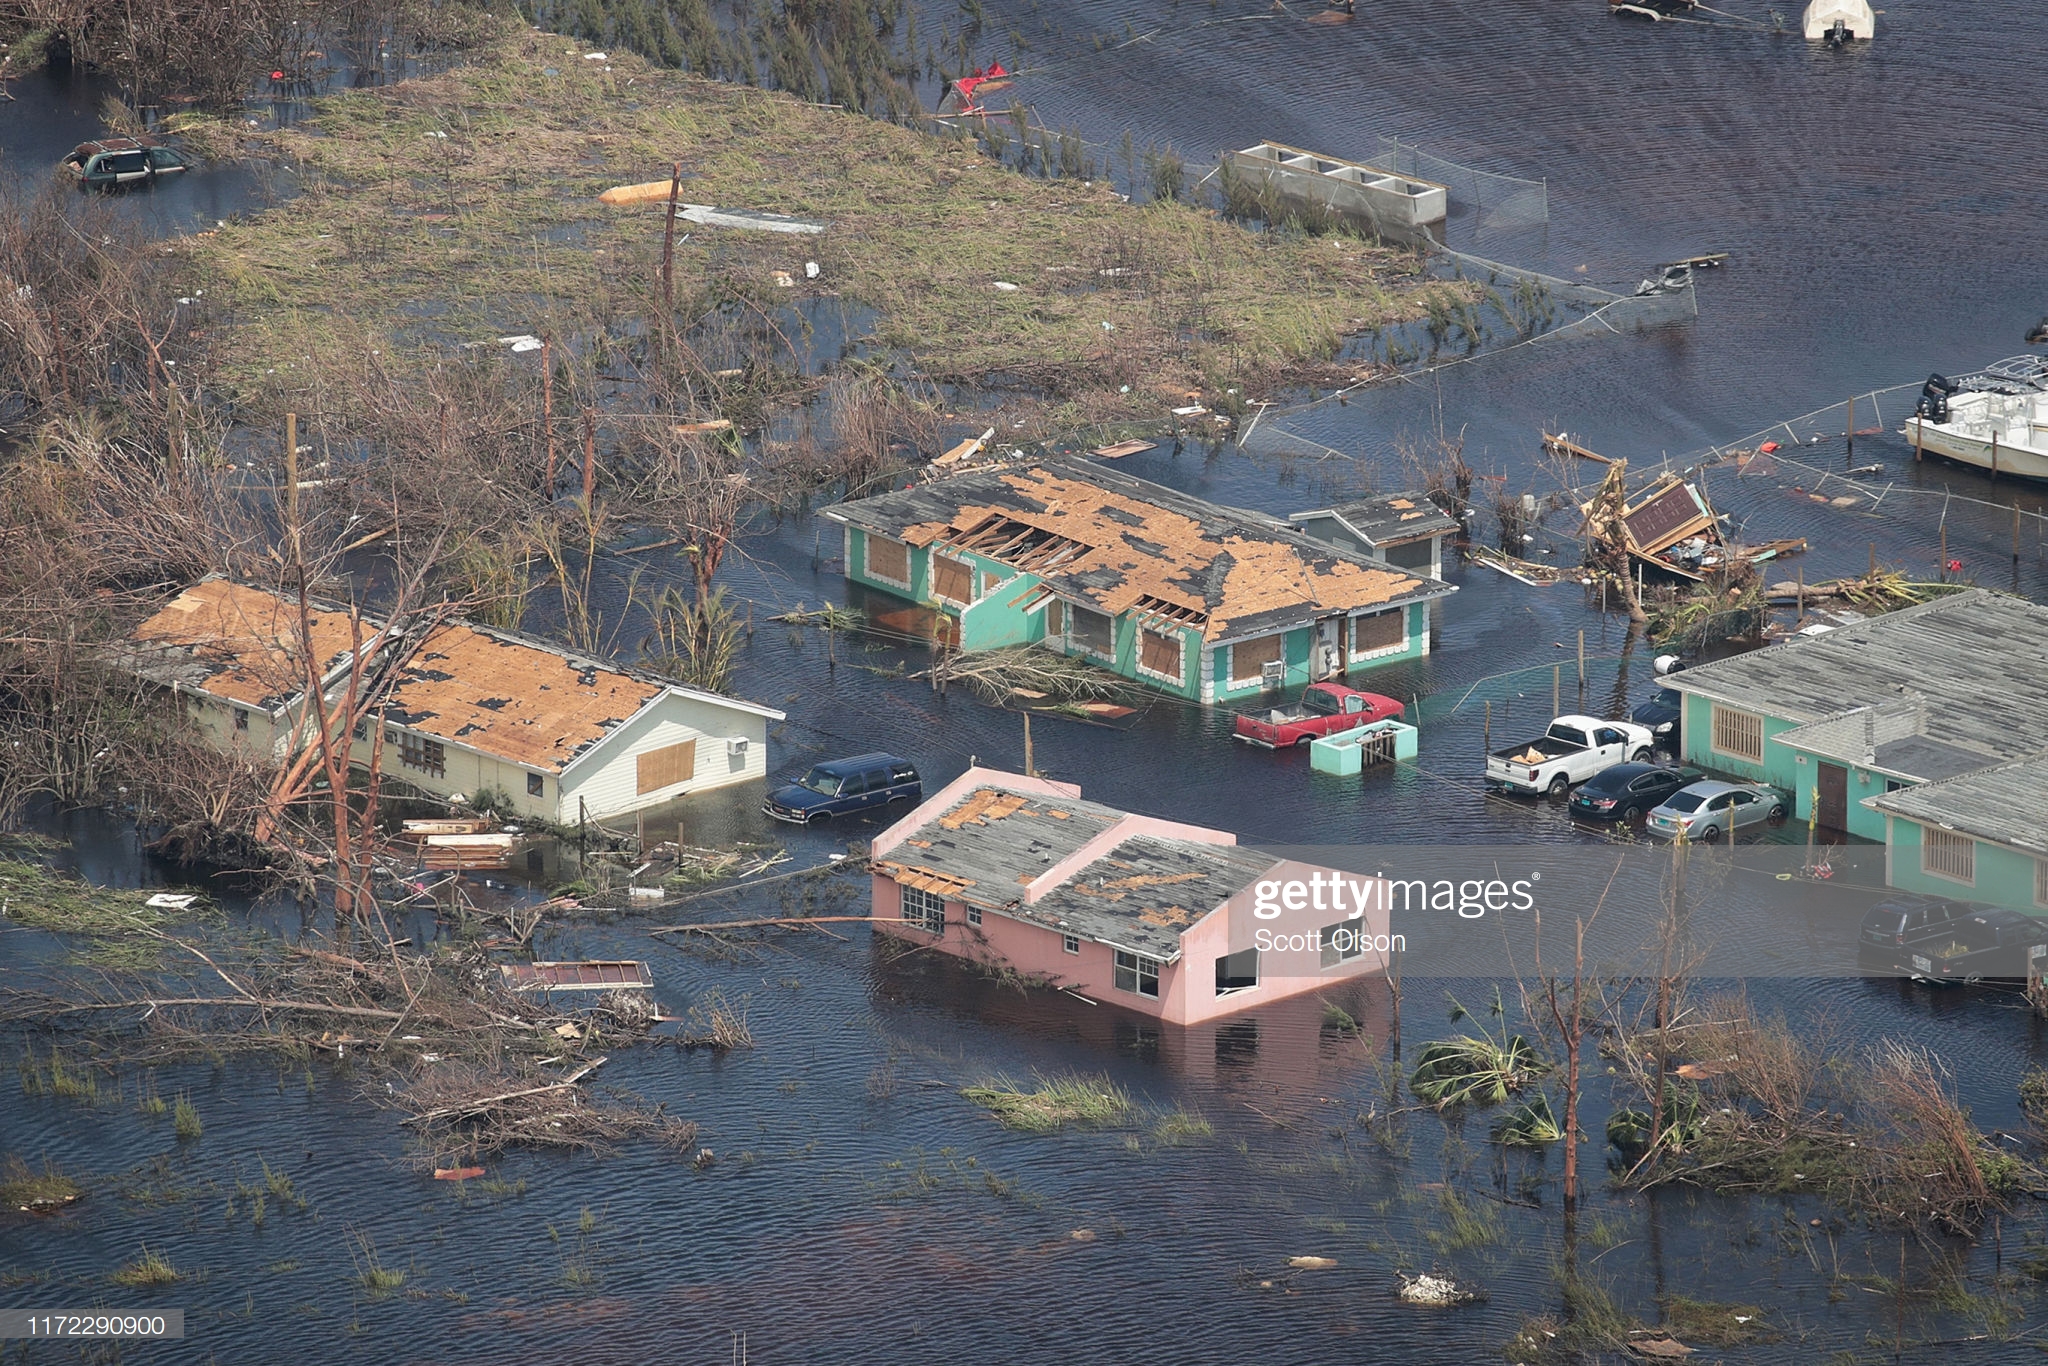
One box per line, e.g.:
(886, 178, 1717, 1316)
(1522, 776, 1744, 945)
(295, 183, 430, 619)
(1804, 0, 1874, 42)
(1904, 356, 2048, 481)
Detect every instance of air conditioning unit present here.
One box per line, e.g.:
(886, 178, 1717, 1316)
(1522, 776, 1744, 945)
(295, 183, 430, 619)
(1260, 660, 1285, 690)
(726, 736, 750, 759)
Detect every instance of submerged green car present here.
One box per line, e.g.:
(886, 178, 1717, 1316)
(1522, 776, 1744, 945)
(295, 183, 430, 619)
(62, 137, 190, 188)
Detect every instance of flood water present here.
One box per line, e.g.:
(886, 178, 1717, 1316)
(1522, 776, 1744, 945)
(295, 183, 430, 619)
(8, 3, 2048, 1361)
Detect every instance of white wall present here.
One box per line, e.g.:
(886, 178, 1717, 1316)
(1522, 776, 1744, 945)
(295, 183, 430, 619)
(557, 691, 772, 822)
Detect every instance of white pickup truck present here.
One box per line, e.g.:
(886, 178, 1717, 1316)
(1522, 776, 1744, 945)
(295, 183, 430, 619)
(1485, 715, 1657, 797)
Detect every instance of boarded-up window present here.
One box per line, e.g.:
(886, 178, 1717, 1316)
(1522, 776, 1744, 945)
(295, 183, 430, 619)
(1921, 826, 1975, 884)
(1350, 610, 1405, 656)
(636, 739, 698, 795)
(1045, 599, 1065, 636)
(1229, 634, 1285, 685)
(980, 570, 1005, 597)
(1384, 538, 1434, 572)
(1138, 628, 1183, 681)
(931, 554, 972, 604)
(865, 535, 909, 586)
(1071, 605, 1113, 656)
(1710, 704, 1763, 763)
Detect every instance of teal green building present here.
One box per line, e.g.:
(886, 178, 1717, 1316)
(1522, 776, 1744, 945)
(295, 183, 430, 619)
(1662, 589, 2048, 909)
(821, 459, 1454, 705)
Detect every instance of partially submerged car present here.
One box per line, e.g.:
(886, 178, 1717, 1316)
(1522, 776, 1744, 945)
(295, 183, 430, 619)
(1567, 762, 1701, 823)
(62, 137, 190, 189)
(763, 753, 921, 824)
(1643, 779, 1786, 842)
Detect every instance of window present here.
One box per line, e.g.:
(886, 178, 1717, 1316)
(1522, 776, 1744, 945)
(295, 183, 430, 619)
(527, 772, 545, 798)
(931, 554, 973, 604)
(1229, 634, 1285, 686)
(900, 885, 946, 934)
(1885, 779, 1908, 793)
(1070, 605, 1113, 657)
(966, 904, 982, 927)
(1045, 599, 1065, 637)
(1384, 538, 1434, 572)
(1921, 826, 1976, 884)
(234, 707, 250, 731)
(397, 731, 446, 777)
(1321, 920, 1365, 969)
(1113, 949, 1162, 998)
(1137, 628, 1183, 682)
(1595, 727, 1624, 747)
(636, 739, 697, 794)
(980, 570, 1006, 598)
(2037, 859, 2048, 910)
(352, 719, 368, 741)
(1062, 933, 1081, 955)
(1350, 610, 1405, 656)
(1215, 947, 1259, 994)
(865, 534, 910, 587)
(1710, 705, 1763, 763)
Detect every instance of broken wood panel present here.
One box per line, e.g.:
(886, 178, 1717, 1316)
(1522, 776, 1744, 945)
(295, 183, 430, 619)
(498, 961, 654, 992)
(1091, 439, 1157, 459)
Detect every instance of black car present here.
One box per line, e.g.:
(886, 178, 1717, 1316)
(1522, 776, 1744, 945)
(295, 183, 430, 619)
(1630, 686, 1683, 747)
(1857, 894, 1972, 958)
(763, 752, 921, 824)
(1568, 762, 1700, 822)
(1891, 907, 2048, 985)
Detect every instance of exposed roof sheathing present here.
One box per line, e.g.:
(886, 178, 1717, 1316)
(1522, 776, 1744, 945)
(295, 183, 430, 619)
(123, 580, 780, 772)
(380, 620, 664, 772)
(828, 461, 1452, 643)
(128, 578, 367, 710)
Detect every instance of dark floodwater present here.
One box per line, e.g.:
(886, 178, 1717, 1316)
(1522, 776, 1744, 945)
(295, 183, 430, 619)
(10, 3, 2048, 1360)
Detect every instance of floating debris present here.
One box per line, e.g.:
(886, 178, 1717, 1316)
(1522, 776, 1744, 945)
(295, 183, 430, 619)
(1398, 1272, 1481, 1306)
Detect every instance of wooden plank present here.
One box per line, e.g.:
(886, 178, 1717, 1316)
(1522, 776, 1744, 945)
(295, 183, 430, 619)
(1091, 439, 1157, 459)
(636, 739, 698, 796)
(1541, 431, 1613, 464)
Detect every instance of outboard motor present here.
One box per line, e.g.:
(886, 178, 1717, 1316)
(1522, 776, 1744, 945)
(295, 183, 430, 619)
(1915, 373, 1958, 422)
(1825, 17, 1848, 46)
(2027, 316, 2048, 346)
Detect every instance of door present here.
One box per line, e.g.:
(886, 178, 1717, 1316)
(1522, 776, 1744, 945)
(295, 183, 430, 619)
(1730, 791, 1761, 828)
(1313, 618, 1341, 681)
(1816, 763, 1848, 830)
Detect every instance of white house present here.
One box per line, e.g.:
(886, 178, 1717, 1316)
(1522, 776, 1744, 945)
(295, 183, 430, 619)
(122, 578, 783, 823)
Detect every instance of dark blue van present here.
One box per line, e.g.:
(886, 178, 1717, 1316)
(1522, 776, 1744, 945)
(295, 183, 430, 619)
(763, 753, 921, 824)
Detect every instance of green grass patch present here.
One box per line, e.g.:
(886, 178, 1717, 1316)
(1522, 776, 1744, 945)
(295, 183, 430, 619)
(108, 1247, 181, 1287)
(1662, 1295, 1777, 1346)
(1153, 1107, 1214, 1146)
(0, 858, 178, 937)
(959, 1073, 1134, 1133)
(172, 1093, 203, 1141)
(1425, 1188, 1503, 1254)
(0, 1157, 83, 1212)
(190, 29, 1463, 418)
(346, 1232, 406, 1296)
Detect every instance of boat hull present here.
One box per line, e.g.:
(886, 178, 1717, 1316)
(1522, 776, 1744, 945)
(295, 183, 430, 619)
(1901, 423, 2048, 481)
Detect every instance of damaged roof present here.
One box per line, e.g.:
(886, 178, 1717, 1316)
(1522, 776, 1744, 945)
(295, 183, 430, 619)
(873, 782, 1274, 959)
(122, 580, 783, 771)
(1666, 591, 2048, 765)
(1289, 491, 1459, 547)
(1024, 835, 1277, 959)
(126, 578, 368, 710)
(1776, 693, 2000, 782)
(825, 460, 1452, 643)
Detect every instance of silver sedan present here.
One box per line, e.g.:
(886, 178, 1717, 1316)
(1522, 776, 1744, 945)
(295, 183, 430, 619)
(1643, 780, 1786, 842)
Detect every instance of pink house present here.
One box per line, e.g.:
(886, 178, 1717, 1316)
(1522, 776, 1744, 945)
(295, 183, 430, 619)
(869, 769, 1396, 1026)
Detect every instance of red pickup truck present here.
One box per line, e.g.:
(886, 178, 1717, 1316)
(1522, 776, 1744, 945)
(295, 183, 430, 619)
(1234, 683, 1404, 749)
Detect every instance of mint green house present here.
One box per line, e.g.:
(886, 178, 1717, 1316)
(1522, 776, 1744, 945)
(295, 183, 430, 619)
(1662, 590, 2048, 909)
(821, 459, 1454, 704)
(1867, 758, 2048, 912)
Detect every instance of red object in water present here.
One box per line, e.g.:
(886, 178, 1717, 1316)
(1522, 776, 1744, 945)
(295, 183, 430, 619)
(1947, 559, 1963, 574)
(270, 70, 285, 81)
(433, 1167, 486, 1181)
(1758, 441, 1780, 454)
